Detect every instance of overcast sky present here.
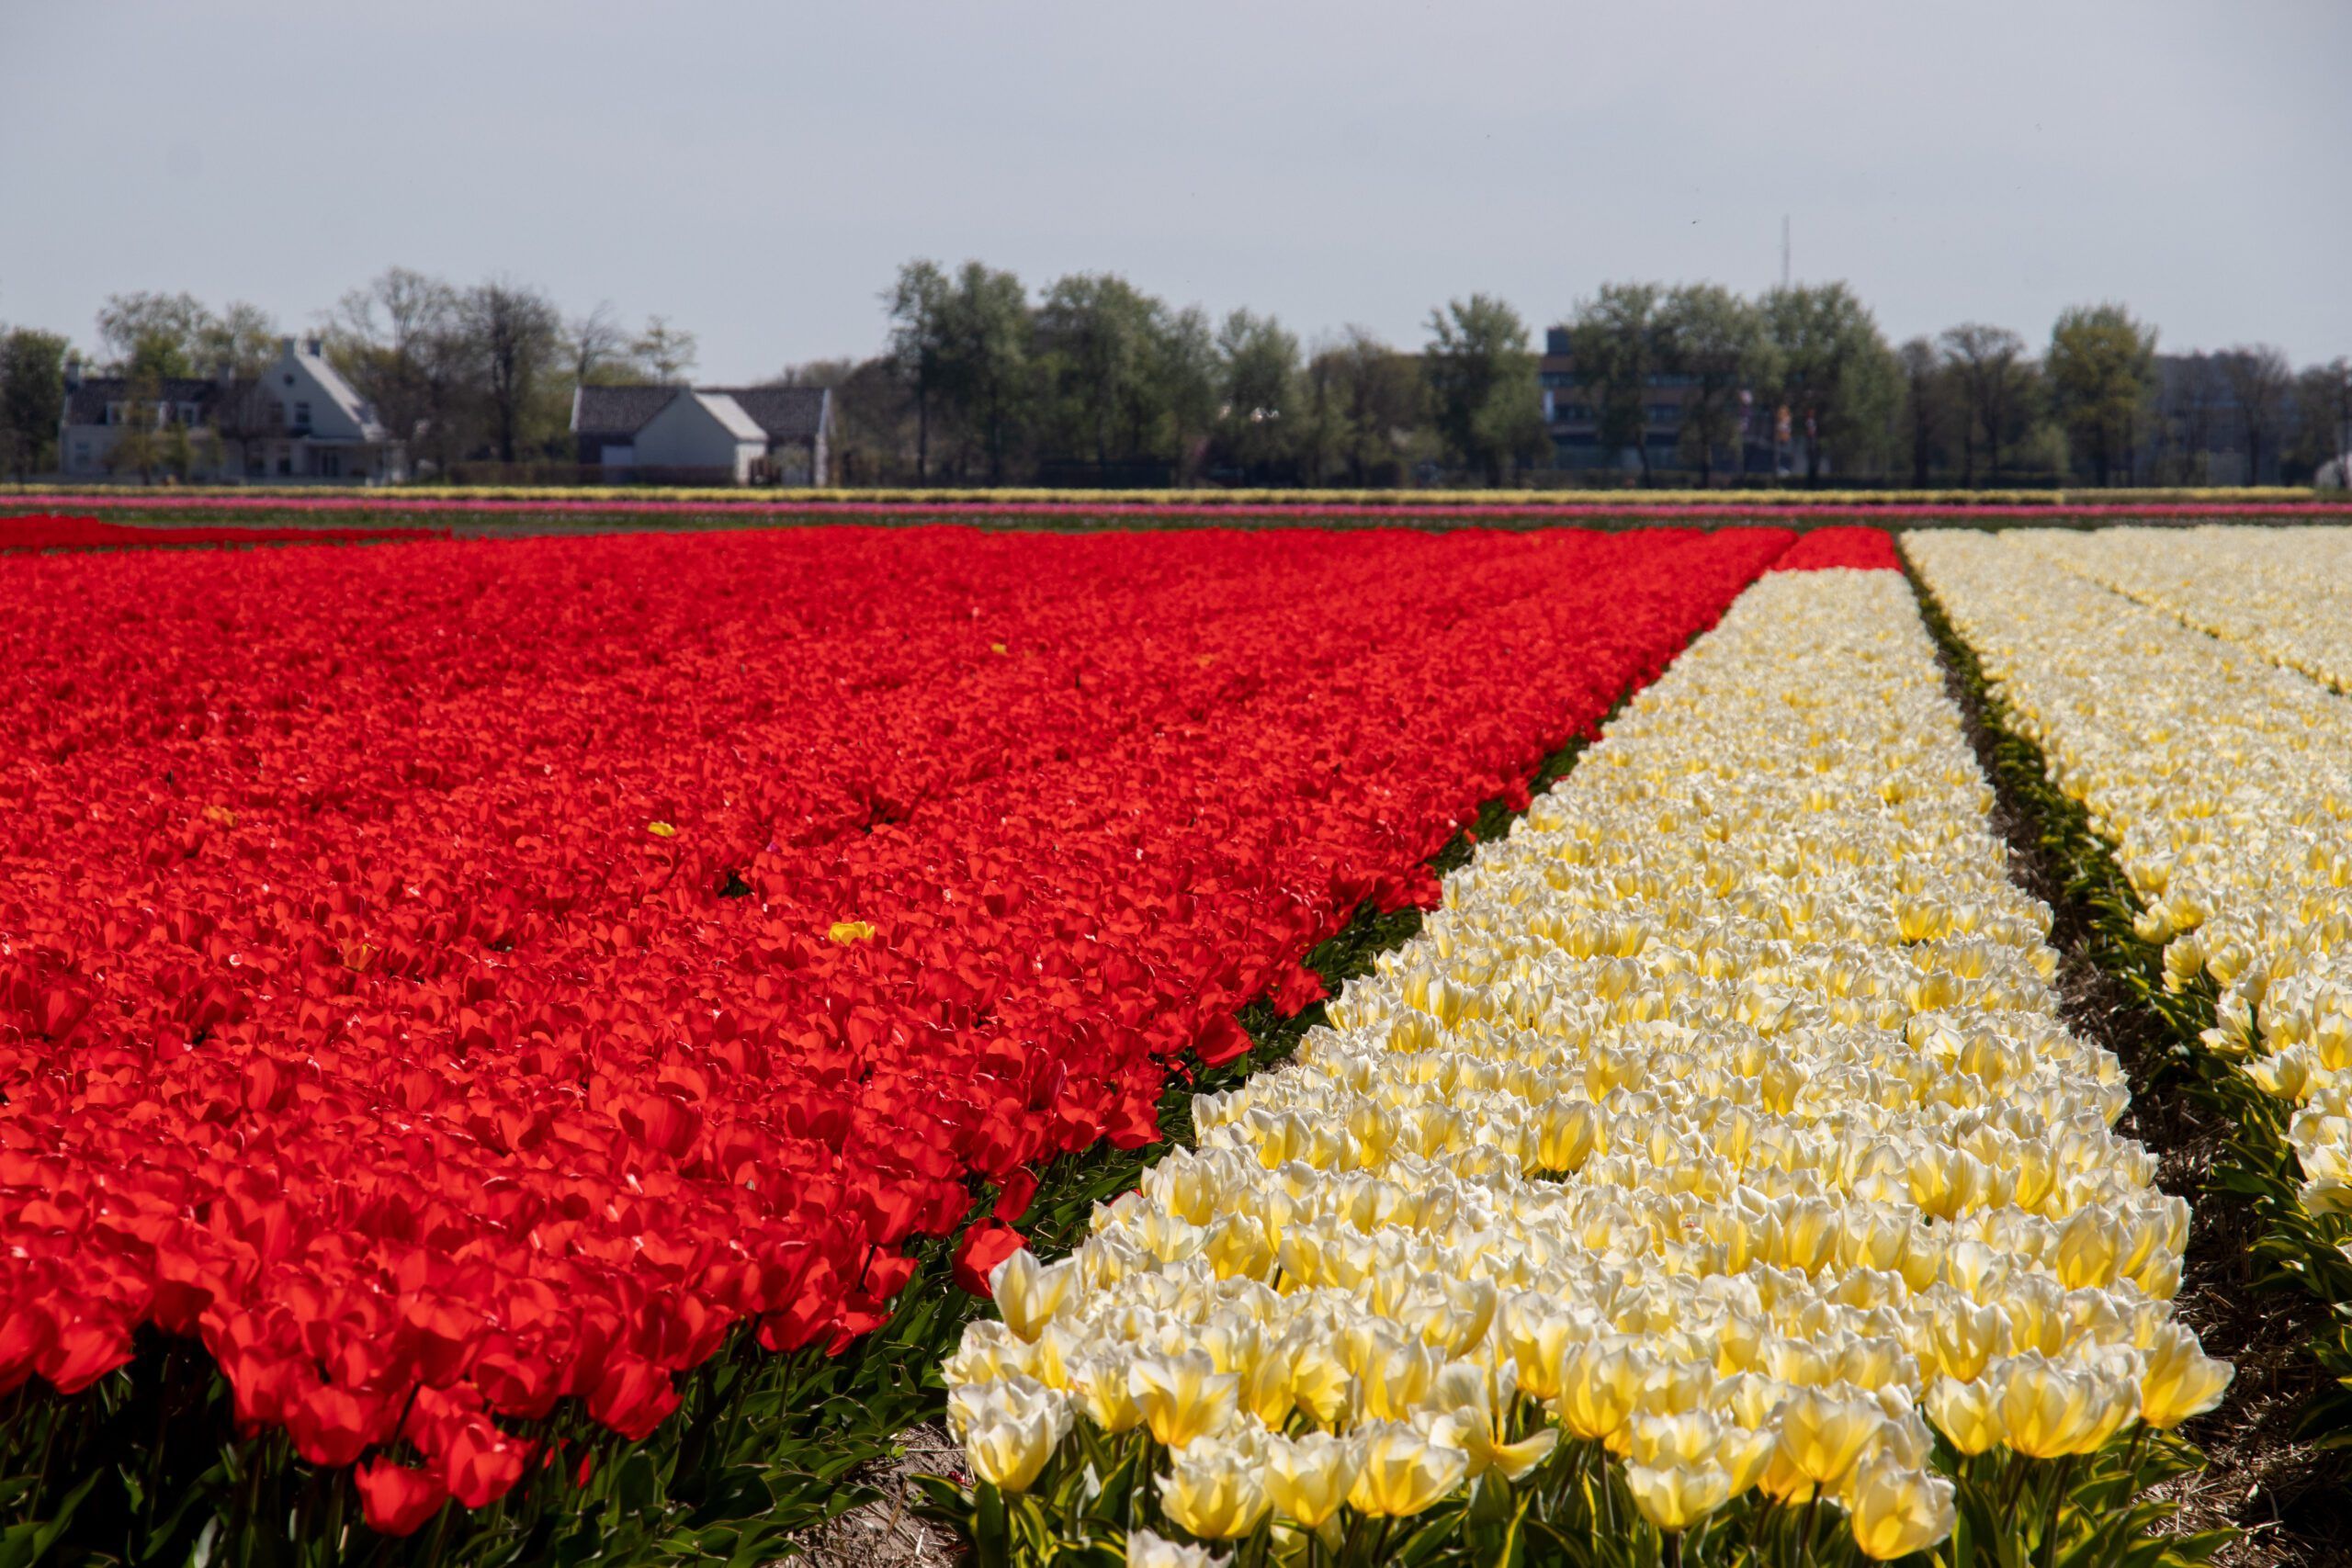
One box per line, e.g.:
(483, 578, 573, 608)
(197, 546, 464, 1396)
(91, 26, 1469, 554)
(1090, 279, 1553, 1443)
(3, 1, 2346, 381)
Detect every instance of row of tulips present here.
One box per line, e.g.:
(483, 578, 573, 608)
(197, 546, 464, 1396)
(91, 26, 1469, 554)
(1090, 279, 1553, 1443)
(2, 525, 1792, 1554)
(1907, 530, 2352, 1432)
(935, 564, 2231, 1568)
(2019, 525, 2352, 694)
(0, 513, 444, 551)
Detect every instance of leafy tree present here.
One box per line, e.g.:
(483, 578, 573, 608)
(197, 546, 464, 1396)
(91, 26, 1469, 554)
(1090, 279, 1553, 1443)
(96, 290, 210, 376)
(632, 315, 699, 385)
(886, 259, 953, 479)
(1938, 323, 2035, 486)
(2217, 344, 2292, 484)
(458, 278, 562, 465)
(1424, 295, 1544, 485)
(1566, 283, 1663, 484)
(1035, 273, 1159, 473)
(1214, 309, 1301, 479)
(1758, 283, 1898, 484)
(201, 303, 280, 378)
(1152, 306, 1220, 485)
(1657, 284, 1769, 486)
(95, 291, 275, 378)
(0, 327, 68, 478)
(1302, 328, 1426, 487)
(2046, 304, 2157, 486)
(936, 262, 1033, 483)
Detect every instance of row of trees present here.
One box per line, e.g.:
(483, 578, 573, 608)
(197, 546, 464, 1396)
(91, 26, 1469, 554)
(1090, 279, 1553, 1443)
(5, 265, 2346, 486)
(801, 262, 1527, 487)
(1558, 284, 2348, 489)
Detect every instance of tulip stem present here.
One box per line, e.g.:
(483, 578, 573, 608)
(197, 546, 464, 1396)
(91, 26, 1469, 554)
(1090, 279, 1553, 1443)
(2039, 1455, 2078, 1568)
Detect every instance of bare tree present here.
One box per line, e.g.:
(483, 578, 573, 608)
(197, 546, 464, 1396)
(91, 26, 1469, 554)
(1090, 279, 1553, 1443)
(2217, 344, 2292, 484)
(566, 302, 631, 387)
(326, 268, 480, 475)
(1939, 323, 2032, 486)
(458, 278, 562, 465)
(631, 315, 698, 385)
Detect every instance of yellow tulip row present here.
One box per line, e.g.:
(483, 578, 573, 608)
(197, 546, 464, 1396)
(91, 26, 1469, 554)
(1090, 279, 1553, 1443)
(1906, 530, 2352, 1246)
(943, 569, 2230, 1564)
(2019, 525, 2352, 694)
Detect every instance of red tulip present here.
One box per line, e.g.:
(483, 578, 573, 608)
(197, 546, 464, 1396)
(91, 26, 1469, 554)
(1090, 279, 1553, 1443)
(954, 1223, 1026, 1297)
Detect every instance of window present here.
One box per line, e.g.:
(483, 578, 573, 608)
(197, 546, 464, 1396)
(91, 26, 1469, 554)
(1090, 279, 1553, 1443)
(104, 402, 121, 425)
(292, 400, 312, 430)
(178, 403, 200, 426)
(283, 373, 295, 387)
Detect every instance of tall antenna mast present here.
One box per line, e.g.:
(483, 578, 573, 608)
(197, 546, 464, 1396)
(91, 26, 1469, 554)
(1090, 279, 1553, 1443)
(1781, 216, 1791, 289)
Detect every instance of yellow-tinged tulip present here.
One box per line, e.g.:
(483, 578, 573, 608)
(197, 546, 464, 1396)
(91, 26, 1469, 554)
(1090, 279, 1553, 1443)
(1263, 1432, 1362, 1528)
(2138, 1324, 2233, 1429)
(1774, 1387, 1884, 1487)
(1628, 1411, 1723, 1468)
(1554, 1342, 1645, 1443)
(1923, 1376, 2001, 1456)
(1129, 1352, 1239, 1449)
(1355, 1337, 1443, 1421)
(1499, 1303, 1581, 1401)
(1347, 1424, 1469, 1517)
(964, 1402, 1068, 1493)
(1993, 1355, 2138, 1459)
(1287, 1339, 1353, 1429)
(1074, 1356, 1150, 1434)
(827, 919, 873, 943)
(1847, 1457, 1957, 1560)
(991, 1250, 1078, 1342)
(1624, 1461, 1736, 1532)
(2052, 1207, 2123, 1289)
(1161, 1445, 1271, 1540)
(1922, 1295, 2010, 1382)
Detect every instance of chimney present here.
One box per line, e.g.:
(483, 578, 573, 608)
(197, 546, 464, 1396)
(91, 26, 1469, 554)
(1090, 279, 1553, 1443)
(64, 355, 82, 392)
(278, 335, 296, 357)
(302, 335, 322, 358)
(214, 360, 235, 389)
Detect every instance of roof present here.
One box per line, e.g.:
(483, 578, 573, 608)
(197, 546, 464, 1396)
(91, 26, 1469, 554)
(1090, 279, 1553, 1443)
(65, 377, 231, 426)
(573, 383, 831, 441)
(572, 385, 681, 439)
(694, 392, 766, 443)
(706, 386, 831, 441)
(301, 348, 383, 439)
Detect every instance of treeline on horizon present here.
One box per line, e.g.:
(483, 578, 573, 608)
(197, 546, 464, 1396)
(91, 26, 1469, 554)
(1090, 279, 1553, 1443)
(1, 261, 2346, 488)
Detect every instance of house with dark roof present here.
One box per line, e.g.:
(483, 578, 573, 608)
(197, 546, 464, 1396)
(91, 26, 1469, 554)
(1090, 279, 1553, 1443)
(571, 384, 832, 486)
(58, 336, 403, 482)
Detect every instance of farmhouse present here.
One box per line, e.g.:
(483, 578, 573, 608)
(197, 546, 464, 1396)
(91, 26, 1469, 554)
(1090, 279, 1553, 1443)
(571, 384, 832, 486)
(58, 336, 403, 482)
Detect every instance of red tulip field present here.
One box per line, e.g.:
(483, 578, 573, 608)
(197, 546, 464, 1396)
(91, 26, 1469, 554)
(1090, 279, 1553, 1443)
(1, 520, 1793, 1560)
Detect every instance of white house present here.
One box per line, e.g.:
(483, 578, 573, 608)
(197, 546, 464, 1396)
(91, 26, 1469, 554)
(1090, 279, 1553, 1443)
(572, 383, 832, 485)
(624, 390, 770, 485)
(59, 336, 403, 482)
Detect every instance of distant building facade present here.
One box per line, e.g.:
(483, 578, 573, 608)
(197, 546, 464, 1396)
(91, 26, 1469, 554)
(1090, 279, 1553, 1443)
(58, 336, 402, 482)
(1538, 329, 1785, 479)
(571, 385, 832, 486)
